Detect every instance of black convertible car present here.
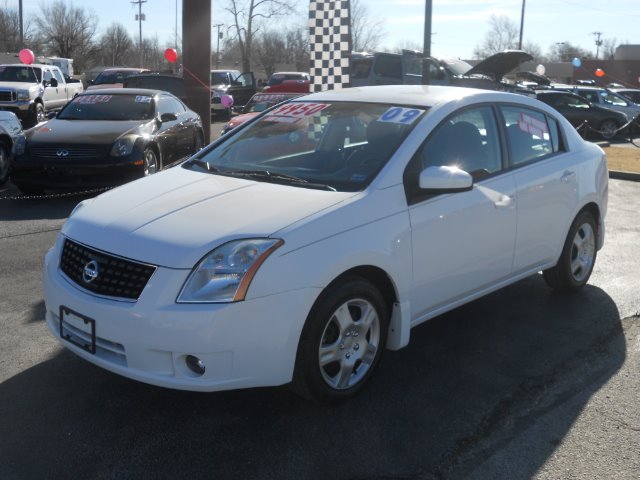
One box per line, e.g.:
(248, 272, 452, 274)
(10, 88, 204, 193)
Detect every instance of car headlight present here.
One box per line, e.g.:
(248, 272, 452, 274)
(110, 135, 138, 157)
(177, 238, 283, 303)
(17, 90, 30, 101)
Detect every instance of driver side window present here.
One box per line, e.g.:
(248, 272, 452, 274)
(403, 106, 502, 204)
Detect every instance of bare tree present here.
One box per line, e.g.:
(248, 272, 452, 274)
(0, 1, 38, 52)
(98, 23, 134, 66)
(225, 0, 298, 72)
(255, 30, 286, 78)
(350, 0, 384, 52)
(548, 42, 594, 62)
(601, 37, 619, 60)
(284, 28, 309, 71)
(522, 41, 546, 62)
(473, 15, 518, 59)
(33, 1, 98, 71)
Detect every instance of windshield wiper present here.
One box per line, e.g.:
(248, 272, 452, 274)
(222, 169, 336, 191)
(187, 158, 218, 172)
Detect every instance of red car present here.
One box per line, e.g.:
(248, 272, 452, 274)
(221, 92, 305, 135)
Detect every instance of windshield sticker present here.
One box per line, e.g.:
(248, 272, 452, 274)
(266, 102, 330, 120)
(135, 95, 152, 103)
(377, 107, 423, 124)
(75, 94, 113, 104)
(518, 112, 548, 137)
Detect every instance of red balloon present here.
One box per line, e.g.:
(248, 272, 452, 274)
(19, 48, 35, 65)
(164, 48, 177, 63)
(595, 68, 605, 77)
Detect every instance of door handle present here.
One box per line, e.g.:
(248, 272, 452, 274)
(561, 171, 576, 184)
(494, 194, 513, 208)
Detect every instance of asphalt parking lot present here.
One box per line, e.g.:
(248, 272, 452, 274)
(0, 123, 638, 479)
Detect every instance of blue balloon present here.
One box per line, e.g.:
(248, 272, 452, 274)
(572, 57, 582, 68)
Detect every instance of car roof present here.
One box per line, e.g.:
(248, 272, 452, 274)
(300, 85, 520, 108)
(100, 67, 148, 73)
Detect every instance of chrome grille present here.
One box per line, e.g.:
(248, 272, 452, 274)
(30, 145, 105, 160)
(0, 91, 16, 102)
(60, 238, 156, 301)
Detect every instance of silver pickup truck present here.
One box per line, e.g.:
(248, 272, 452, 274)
(0, 64, 84, 128)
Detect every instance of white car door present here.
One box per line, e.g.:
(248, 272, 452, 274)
(404, 105, 517, 321)
(499, 105, 580, 273)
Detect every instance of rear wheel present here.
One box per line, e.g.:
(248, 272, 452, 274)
(292, 277, 388, 403)
(599, 119, 619, 140)
(143, 147, 158, 176)
(543, 211, 597, 292)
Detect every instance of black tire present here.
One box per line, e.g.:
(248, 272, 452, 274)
(599, 119, 619, 140)
(291, 277, 388, 404)
(194, 131, 205, 152)
(543, 210, 598, 292)
(0, 143, 9, 186)
(142, 147, 159, 176)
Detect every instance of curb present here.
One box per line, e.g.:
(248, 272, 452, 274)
(609, 170, 640, 182)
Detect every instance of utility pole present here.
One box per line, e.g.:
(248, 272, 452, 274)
(421, 0, 432, 85)
(213, 24, 224, 69)
(131, 0, 147, 67)
(592, 31, 603, 60)
(18, 0, 24, 49)
(518, 0, 526, 50)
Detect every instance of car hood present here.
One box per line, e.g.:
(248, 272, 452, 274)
(465, 50, 533, 81)
(0, 81, 39, 90)
(27, 119, 147, 143)
(62, 166, 354, 268)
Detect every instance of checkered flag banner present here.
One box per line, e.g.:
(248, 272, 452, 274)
(309, 0, 352, 92)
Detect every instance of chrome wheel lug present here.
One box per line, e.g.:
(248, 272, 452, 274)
(354, 343, 359, 351)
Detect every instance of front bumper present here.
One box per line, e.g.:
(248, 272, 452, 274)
(0, 100, 33, 119)
(10, 154, 144, 189)
(43, 236, 319, 392)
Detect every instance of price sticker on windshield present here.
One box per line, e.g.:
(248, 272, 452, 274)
(75, 95, 112, 104)
(135, 96, 152, 103)
(267, 102, 330, 119)
(377, 107, 423, 125)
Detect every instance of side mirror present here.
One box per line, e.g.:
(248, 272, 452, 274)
(47, 111, 57, 119)
(419, 165, 473, 192)
(50, 78, 58, 87)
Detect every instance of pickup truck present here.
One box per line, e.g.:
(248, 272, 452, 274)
(0, 64, 84, 128)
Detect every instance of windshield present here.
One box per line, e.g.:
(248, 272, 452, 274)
(0, 65, 39, 83)
(57, 94, 154, 121)
(246, 94, 296, 113)
(94, 70, 139, 85)
(211, 72, 234, 85)
(185, 101, 426, 192)
(439, 58, 474, 76)
(601, 91, 631, 107)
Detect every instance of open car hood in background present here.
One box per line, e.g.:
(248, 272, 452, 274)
(465, 50, 534, 81)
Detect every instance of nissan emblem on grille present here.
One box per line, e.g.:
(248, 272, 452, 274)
(56, 150, 69, 157)
(82, 260, 99, 283)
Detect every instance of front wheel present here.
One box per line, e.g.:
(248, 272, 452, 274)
(543, 211, 597, 292)
(0, 143, 9, 185)
(291, 277, 388, 404)
(142, 147, 158, 176)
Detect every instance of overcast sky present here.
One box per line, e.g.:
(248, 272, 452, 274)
(17, 0, 639, 60)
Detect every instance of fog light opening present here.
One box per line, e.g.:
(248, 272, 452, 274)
(185, 355, 206, 376)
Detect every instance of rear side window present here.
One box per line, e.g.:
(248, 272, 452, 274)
(373, 55, 402, 79)
(500, 106, 562, 166)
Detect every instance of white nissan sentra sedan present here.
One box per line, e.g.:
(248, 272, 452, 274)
(43, 85, 608, 403)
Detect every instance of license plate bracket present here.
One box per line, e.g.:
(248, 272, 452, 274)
(59, 305, 96, 354)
